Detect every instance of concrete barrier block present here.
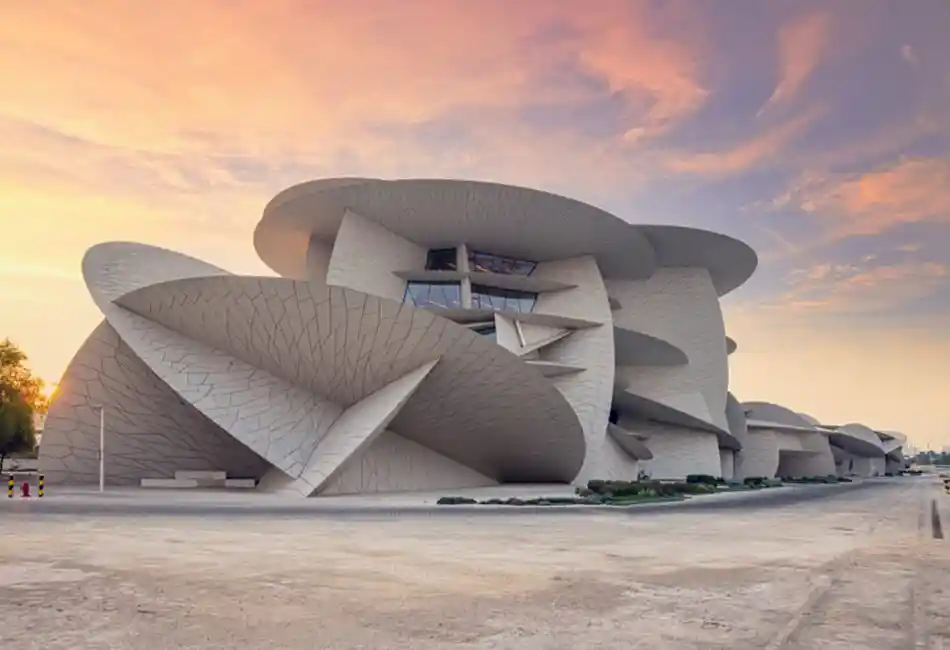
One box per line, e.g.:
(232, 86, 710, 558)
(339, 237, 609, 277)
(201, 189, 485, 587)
(141, 478, 200, 489)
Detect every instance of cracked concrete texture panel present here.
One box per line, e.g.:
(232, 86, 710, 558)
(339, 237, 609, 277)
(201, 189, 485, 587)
(608, 268, 730, 432)
(291, 359, 439, 496)
(83, 241, 230, 308)
(113, 272, 585, 482)
(103, 308, 343, 479)
(322, 430, 497, 495)
(39, 321, 268, 486)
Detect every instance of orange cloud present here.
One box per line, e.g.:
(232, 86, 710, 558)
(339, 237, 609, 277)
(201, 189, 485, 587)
(759, 10, 832, 114)
(0, 1, 709, 159)
(794, 157, 950, 238)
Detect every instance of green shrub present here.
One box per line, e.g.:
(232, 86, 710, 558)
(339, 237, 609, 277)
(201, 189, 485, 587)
(686, 474, 719, 485)
(545, 496, 579, 505)
(437, 496, 477, 505)
(587, 479, 607, 494)
(839, 477, 853, 482)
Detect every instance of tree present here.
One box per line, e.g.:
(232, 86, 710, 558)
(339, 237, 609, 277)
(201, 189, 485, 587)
(0, 339, 43, 470)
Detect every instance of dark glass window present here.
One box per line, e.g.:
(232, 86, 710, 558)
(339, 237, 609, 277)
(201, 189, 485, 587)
(467, 250, 536, 276)
(425, 248, 458, 271)
(472, 324, 497, 339)
(404, 281, 461, 309)
(470, 284, 537, 313)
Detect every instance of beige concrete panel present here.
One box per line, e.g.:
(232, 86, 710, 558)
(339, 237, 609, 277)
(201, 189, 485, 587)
(725, 392, 749, 444)
(493, 313, 522, 353)
(493, 314, 570, 357)
(720, 449, 735, 480)
(626, 420, 722, 479)
(254, 178, 375, 279)
(775, 432, 806, 452)
(113, 271, 584, 482)
(743, 402, 817, 429)
(614, 327, 689, 366)
(777, 449, 837, 477)
(321, 430, 496, 495)
(606, 423, 653, 460)
(846, 455, 886, 477)
(831, 423, 887, 456)
(519, 323, 569, 350)
(770, 428, 837, 477)
(326, 208, 426, 301)
(305, 236, 333, 284)
(531, 255, 627, 482)
(290, 360, 439, 496)
(39, 321, 268, 486)
(613, 387, 718, 433)
(609, 268, 730, 433)
(735, 431, 780, 479)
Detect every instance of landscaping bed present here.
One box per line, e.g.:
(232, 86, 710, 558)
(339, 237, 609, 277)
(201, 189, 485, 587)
(439, 478, 718, 507)
(436, 473, 856, 507)
(779, 475, 853, 484)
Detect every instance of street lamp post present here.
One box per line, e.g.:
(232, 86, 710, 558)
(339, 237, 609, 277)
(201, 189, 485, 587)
(91, 404, 105, 492)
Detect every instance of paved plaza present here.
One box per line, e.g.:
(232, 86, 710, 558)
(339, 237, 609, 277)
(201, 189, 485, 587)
(1, 478, 948, 649)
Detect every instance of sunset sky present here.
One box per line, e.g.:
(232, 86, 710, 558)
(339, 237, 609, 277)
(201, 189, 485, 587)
(1, 0, 948, 448)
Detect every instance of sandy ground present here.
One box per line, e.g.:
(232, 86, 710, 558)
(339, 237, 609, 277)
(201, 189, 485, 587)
(0, 479, 947, 649)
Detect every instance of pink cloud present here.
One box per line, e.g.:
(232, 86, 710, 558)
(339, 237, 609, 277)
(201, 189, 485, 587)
(758, 10, 832, 114)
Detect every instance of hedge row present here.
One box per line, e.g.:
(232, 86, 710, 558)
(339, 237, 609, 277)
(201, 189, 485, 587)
(780, 475, 853, 484)
(581, 479, 717, 498)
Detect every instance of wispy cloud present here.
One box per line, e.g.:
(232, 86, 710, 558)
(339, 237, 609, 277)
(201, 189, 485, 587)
(900, 44, 918, 66)
(768, 259, 949, 314)
(790, 157, 950, 239)
(664, 106, 825, 176)
(759, 10, 832, 115)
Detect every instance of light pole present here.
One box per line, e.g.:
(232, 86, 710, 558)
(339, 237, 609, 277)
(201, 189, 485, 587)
(91, 404, 105, 492)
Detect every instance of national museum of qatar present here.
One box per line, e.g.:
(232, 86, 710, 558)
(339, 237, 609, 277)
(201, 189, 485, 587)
(39, 179, 905, 495)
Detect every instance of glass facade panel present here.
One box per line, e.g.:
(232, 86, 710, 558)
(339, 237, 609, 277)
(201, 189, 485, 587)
(467, 250, 536, 276)
(403, 281, 462, 309)
(471, 284, 537, 313)
(425, 248, 458, 271)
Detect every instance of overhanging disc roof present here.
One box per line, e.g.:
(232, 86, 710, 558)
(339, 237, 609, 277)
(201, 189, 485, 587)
(255, 178, 758, 296)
